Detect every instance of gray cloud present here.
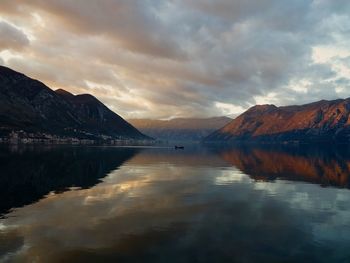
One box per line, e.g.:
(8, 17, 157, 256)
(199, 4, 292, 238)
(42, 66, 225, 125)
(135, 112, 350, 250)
(0, 21, 29, 51)
(0, 0, 349, 119)
(1, 0, 186, 59)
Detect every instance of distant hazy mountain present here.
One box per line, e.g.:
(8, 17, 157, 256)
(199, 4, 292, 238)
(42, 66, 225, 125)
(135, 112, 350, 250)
(0, 66, 149, 141)
(205, 99, 350, 143)
(128, 117, 231, 141)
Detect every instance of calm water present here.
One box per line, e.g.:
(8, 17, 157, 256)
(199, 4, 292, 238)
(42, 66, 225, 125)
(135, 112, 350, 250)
(1, 144, 350, 262)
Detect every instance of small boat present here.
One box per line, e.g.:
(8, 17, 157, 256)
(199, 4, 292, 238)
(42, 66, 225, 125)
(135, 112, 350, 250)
(174, 145, 184, 149)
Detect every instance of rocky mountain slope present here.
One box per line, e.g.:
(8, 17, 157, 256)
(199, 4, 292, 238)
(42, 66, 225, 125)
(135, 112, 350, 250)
(128, 117, 231, 141)
(0, 66, 149, 141)
(205, 99, 350, 143)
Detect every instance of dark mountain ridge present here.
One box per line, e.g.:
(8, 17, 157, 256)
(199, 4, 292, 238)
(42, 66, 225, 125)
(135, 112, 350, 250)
(0, 66, 149, 142)
(205, 98, 350, 143)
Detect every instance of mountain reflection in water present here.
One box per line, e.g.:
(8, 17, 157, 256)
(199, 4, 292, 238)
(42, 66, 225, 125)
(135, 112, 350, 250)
(0, 145, 140, 216)
(215, 144, 350, 188)
(0, 145, 350, 263)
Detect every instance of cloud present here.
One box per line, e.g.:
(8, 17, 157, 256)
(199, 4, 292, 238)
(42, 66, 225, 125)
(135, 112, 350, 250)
(0, 21, 29, 51)
(1, 0, 186, 60)
(0, 0, 349, 118)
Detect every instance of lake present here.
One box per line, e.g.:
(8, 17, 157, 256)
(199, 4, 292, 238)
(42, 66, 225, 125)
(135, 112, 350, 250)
(1, 144, 350, 262)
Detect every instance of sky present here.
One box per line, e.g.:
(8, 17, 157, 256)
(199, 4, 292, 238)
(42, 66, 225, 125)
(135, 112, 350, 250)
(0, 0, 350, 119)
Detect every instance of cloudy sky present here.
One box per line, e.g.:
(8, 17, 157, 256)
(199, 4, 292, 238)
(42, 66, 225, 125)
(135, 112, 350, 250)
(1, 0, 350, 119)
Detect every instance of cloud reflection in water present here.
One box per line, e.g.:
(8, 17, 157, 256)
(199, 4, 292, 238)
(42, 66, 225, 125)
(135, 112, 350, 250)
(1, 145, 350, 262)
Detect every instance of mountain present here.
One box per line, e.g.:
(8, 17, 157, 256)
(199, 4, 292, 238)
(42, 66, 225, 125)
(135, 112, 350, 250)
(205, 99, 350, 143)
(0, 66, 149, 142)
(128, 117, 231, 141)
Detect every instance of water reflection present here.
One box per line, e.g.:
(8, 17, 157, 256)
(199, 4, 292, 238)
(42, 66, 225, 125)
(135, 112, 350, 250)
(0, 145, 140, 216)
(0, 145, 350, 262)
(214, 144, 350, 188)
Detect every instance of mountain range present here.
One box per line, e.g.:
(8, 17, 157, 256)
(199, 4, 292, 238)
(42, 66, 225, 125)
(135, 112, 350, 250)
(205, 99, 350, 143)
(2, 65, 350, 144)
(128, 117, 231, 141)
(0, 66, 149, 142)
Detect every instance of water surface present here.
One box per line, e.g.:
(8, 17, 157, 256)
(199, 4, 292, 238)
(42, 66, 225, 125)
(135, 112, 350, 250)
(1, 144, 350, 262)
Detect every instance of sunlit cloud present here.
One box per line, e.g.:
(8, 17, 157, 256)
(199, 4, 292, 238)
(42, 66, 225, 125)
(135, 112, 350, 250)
(0, 0, 350, 118)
